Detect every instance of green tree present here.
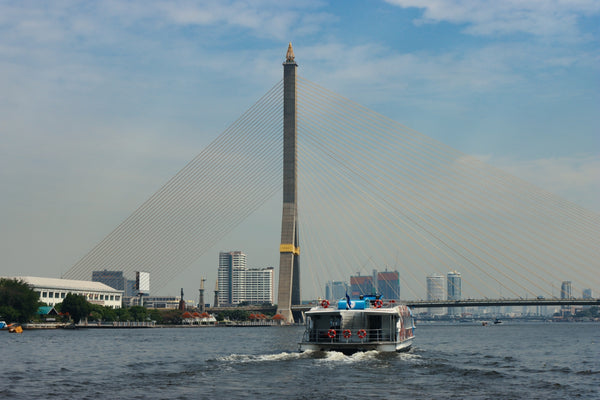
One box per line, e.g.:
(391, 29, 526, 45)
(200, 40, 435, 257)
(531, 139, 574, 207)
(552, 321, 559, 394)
(0, 278, 42, 323)
(61, 293, 90, 323)
(148, 309, 162, 323)
(129, 306, 148, 321)
(221, 309, 250, 321)
(101, 306, 117, 322)
(159, 309, 183, 325)
(89, 310, 102, 322)
(115, 307, 131, 322)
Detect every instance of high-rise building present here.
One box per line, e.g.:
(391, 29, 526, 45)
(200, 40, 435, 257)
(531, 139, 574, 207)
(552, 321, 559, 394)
(217, 251, 274, 306)
(92, 270, 125, 291)
(447, 271, 462, 316)
(582, 288, 593, 311)
(350, 274, 375, 298)
(560, 281, 573, 314)
(426, 274, 445, 315)
(377, 270, 400, 300)
(218, 251, 247, 306)
(126, 279, 137, 297)
(560, 281, 572, 299)
(245, 267, 274, 304)
(326, 281, 348, 301)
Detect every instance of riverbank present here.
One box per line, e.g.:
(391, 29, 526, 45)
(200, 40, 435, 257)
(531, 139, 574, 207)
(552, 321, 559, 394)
(15, 321, 283, 329)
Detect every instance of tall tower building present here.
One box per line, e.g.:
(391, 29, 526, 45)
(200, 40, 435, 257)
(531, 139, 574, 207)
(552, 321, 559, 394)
(218, 251, 247, 306)
(560, 280, 572, 314)
(560, 281, 572, 299)
(426, 274, 445, 315)
(277, 43, 300, 323)
(377, 270, 400, 300)
(350, 274, 375, 298)
(447, 271, 462, 316)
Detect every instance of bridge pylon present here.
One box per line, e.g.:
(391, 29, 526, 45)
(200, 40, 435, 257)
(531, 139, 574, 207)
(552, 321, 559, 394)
(277, 43, 301, 324)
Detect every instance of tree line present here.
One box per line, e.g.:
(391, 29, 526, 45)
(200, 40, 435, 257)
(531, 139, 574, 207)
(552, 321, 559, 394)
(0, 278, 276, 325)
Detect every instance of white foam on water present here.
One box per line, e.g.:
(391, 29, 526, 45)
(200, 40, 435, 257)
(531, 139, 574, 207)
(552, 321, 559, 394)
(216, 351, 304, 364)
(215, 349, 423, 365)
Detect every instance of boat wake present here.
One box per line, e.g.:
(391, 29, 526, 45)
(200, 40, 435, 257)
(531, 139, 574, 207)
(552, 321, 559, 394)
(214, 349, 422, 364)
(215, 352, 308, 363)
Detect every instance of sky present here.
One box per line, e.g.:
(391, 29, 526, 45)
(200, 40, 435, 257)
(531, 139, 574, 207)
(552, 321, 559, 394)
(1, 0, 598, 300)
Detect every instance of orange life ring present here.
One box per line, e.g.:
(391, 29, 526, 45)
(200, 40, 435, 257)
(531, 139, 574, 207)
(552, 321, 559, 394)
(328, 329, 336, 338)
(357, 329, 367, 339)
(321, 299, 330, 308)
(374, 299, 383, 308)
(342, 329, 352, 339)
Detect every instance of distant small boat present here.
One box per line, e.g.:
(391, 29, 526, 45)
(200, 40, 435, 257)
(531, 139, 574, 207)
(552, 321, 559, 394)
(493, 318, 502, 325)
(482, 321, 488, 326)
(7, 323, 23, 333)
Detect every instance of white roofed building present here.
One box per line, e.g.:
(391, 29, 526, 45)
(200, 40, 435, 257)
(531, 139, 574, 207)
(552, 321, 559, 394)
(6, 276, 123, 308)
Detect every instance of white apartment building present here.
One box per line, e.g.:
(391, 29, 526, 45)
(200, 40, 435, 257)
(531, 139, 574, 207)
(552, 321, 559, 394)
(217, 251, 273, 306)
(426, 274, 445, 315)
(244, 267, 274, 304)
(218, 251, 247, 306)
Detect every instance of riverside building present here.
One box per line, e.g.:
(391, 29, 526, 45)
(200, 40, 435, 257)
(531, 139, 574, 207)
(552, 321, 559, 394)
(447, 271, 462, 316)
(377, 270, 400, 300)
(6, 276, 123, 308)
(350, 274, 375, 298)
(426, 274, 445, 315)
(217, 251, 273, 305)
(350, 269, 400, 299)
(244, 267, 274, 304)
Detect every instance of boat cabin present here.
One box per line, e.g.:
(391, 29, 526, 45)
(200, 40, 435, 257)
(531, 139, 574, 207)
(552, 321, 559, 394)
(305, 297, 408, 343)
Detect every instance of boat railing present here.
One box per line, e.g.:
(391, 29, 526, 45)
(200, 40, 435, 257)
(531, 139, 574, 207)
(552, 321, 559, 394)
(304, 328, 394, 343)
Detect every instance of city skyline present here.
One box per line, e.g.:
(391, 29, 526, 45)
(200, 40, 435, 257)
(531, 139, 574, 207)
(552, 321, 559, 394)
(1, 2, 598, 300)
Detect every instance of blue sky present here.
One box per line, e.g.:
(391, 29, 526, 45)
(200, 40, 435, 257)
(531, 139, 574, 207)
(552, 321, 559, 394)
(1, 1, 598, 298)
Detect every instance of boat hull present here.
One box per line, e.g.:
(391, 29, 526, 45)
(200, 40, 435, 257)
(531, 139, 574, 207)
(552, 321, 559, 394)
(299, 337, 413, 354)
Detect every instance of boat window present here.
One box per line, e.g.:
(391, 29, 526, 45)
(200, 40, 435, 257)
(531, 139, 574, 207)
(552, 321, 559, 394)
(329, 315, 341, 328)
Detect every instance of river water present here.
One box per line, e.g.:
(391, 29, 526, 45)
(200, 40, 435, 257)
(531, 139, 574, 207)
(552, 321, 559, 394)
(1, 322, 598, 399)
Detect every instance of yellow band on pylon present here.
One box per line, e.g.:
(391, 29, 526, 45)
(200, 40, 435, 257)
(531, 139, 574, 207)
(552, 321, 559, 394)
(280, 244, 300, 255)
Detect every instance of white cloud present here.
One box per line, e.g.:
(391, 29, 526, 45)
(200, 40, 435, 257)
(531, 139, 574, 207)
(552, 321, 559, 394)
(385, 0, 600, 41)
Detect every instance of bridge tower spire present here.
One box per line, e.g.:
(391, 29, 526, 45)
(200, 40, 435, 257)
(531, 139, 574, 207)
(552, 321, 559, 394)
(277, 43, 300, 323)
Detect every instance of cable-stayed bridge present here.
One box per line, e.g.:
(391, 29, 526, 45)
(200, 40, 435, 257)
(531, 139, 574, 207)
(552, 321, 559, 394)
(63, 45, 599, 323)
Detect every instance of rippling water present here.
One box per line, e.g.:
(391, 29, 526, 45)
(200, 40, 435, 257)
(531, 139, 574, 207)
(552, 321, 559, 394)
(1, 322, 598, 399)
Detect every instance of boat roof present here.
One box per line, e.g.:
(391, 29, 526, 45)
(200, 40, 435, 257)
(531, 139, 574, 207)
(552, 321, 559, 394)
(306, 307, 401, 315)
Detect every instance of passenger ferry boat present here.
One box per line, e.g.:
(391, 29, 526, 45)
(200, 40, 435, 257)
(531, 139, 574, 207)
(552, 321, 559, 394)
(299, 295, 415, 354)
